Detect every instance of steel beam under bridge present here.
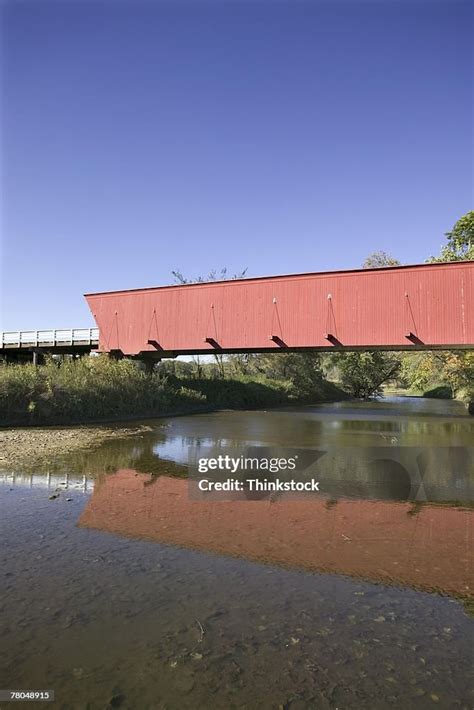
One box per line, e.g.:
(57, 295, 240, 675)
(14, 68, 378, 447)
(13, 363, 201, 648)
(85, 262, 474, 357)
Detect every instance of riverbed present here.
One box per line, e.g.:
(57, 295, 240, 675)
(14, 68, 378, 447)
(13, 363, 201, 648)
(0, 397, 472, 709)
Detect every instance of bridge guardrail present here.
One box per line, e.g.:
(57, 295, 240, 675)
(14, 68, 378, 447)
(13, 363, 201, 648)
(0, 328, 99, 348)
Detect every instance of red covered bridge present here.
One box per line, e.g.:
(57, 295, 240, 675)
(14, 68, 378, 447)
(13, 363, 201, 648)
(85, 261, 474, 358)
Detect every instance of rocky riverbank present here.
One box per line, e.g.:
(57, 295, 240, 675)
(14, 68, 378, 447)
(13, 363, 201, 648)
(0, 424, 153, 470)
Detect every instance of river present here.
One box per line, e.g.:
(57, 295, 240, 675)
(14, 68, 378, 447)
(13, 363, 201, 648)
(0, 397, 472, 709)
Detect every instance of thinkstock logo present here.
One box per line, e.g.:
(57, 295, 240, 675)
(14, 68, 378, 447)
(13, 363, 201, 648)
(187, 444, 473, 503)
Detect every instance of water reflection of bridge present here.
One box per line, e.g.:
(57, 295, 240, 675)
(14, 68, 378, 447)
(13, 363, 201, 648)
(0, 472, 91, 491)
(79, 470, 472, 599)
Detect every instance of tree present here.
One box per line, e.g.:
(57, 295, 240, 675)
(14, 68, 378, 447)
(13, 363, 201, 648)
(337, 351, 401, 399)
(227, 353, 258, 376)
(252, 352, 325, 398)
(428, 211, 474, 262)
(437, 352, 474, 399)
(362, 252, 401, 269)
(171, 267, 248, 284)
(399, 352, 438, 392)
(401, 350, 473, 402)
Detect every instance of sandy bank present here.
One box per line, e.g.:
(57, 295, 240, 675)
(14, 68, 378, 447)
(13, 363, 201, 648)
(0, 424, 153, 470)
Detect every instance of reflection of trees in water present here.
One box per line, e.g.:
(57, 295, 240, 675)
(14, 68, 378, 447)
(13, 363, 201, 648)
(336, 417, 471, 440)
(364, 459, 412, 500)
(416, 447, 474, 503)
(323, 458, 412, 501)
(157, 406, 473, 455)
(28, 411, 473, 504)
(181, 435, 245, 449)
(340, 419, 400, 433)
(310, 446, 473, 503)
(41, 434, 187, 477)
(41, 435, 473, 504)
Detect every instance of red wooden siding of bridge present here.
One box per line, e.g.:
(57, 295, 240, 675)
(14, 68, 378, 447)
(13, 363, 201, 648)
(85, 262, 474, 356)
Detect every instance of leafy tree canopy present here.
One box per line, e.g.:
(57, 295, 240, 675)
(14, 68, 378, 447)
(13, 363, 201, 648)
(362, 252, 401, 269)
(336, 351, 401, 399)
(429, 211, 474, 262)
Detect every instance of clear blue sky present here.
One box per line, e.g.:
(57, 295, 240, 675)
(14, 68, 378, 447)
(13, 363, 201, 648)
(1, 0, 472, 329)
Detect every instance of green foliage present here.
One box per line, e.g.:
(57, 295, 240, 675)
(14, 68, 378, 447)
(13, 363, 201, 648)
(0, 356, 207, 425)
(0, 354, 345, 426)
(256, 353, 326, 400)
(437, 352, 474, 401)
(399, 352, 438, 392)
(156, 359, 195, 378)
(225, 352, 344, 402)
(400, 351, 474, 402)
(362, 252, 401, 268)
(173, 376, 290, 409)
(423, 385, 452, 399)
(336, 351, 401, 399)
(428, 211, 474, 262)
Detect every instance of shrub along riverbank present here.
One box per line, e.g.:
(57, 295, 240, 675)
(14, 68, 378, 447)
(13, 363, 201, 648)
(0, 356, 346, 426)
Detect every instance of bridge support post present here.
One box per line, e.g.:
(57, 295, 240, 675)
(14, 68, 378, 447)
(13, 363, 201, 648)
(32, 350, 45, 366)
(468, 401, 474, 416)
(138, 358, 159, 374)
(108, 350, 124, 361)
